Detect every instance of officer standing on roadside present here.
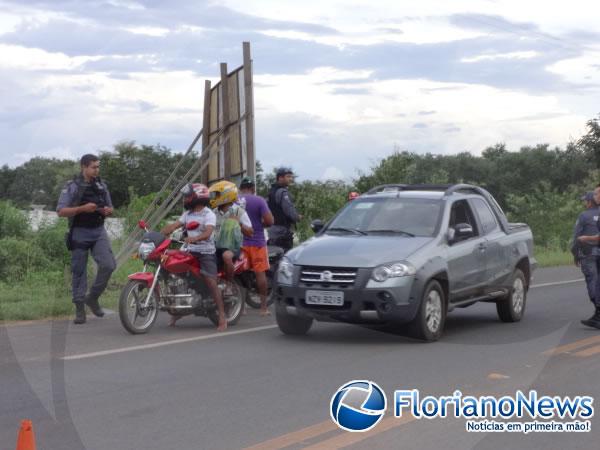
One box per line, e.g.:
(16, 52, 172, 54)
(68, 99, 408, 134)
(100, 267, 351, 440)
(577, 186, 600, 329)
(57, 154, 116, 324)
(571, 192, 599, 307)
(267, 167, 301, 252)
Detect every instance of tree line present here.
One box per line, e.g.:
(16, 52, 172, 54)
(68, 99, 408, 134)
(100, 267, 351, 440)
(0, 141, 192, 210)
(1, 116, 599, 249)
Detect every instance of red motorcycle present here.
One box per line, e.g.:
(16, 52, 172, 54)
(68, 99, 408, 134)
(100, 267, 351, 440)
(119, 220, 246, 334)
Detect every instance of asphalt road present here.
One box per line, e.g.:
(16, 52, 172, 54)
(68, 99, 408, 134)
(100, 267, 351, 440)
(1, 266, 600, 450)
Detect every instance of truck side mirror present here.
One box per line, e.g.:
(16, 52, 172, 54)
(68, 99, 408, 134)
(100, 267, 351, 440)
(448, 223, 474, 244)
(311, 219, 324, 233)
(454, 223, 474, 241)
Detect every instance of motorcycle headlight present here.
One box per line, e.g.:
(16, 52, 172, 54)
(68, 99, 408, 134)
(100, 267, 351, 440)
(277, 257, 294, 284)
(371, 262, 416, 282)
(138, 241, 156, 261)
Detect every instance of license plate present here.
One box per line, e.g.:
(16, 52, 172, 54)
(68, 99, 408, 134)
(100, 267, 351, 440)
(305, 290, 344, 306)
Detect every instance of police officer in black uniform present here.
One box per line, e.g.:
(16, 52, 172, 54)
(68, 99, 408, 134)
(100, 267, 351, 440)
(577, 186, 600, 329)
(267, 167, 301, 252)
(57, 154, 116, 324)
(571, 192, 600, 306)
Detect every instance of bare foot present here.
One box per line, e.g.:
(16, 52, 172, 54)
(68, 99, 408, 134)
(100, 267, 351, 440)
(168, 315, 182, 327)
(217, 321, 227, 332)
(260, 309, 271, 317)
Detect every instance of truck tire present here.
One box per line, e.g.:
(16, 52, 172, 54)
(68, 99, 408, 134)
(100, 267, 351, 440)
(275, 304, 313, 335)
(496, 269, 526, 322)
(409, 280, 446, 342)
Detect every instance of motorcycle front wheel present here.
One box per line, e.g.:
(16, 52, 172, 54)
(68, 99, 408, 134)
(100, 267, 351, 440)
(208, 280, 244, 327)
(119, 280, 159, 334)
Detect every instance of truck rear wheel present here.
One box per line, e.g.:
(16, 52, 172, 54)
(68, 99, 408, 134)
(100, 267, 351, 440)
(496, 269, 526, 322)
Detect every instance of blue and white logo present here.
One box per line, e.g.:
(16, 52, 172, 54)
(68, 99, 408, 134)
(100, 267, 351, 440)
(330, 380, 387, 432)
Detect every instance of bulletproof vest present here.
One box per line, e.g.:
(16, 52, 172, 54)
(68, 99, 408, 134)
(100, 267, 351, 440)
(268, 184, 291, 227)
(72, 179, 107, 228)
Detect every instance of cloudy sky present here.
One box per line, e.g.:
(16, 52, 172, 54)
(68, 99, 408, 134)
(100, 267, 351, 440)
(1, 0, 599, 180)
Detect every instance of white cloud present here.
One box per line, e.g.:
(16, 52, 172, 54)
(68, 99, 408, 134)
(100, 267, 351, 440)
(321, 166, 345, 180)
(124, 26, 170, 37)
(258, 67, 569, 127)
(105, 0, 145, 11)
(261, 17, 485, 47)
(546, 49, 600, 86)
(256, 67, 372, 121)
(461, 50, 539, 63)
(288, 133, 309, 139)
(221, 0, 600, 37)
(0, 44, 98, 70)
(0, 11, 21, 35)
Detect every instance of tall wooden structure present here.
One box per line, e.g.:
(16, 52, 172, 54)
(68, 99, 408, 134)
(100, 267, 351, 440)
(201, 42, 255, 185)
(115, 42, 256, 267)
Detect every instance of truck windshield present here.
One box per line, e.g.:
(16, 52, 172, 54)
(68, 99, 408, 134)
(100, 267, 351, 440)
(327, 197, 442, 237)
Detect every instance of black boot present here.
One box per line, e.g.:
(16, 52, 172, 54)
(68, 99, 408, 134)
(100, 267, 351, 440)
(74, 303, 86, 324)
(581, 306, 600, 329)
(85, 295, 105, 317)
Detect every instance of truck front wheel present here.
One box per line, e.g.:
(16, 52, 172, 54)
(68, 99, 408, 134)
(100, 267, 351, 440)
(409, 280, 446, 342)
(276, 305, 313, 335)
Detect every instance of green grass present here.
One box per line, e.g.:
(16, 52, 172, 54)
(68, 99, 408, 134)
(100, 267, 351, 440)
(0, 254, 143, 322)
(535, 247, 573, 268)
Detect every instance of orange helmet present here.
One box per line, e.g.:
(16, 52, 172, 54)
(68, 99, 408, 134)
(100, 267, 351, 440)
(348, 191, 360, 201)
(181, 183, 209, 209)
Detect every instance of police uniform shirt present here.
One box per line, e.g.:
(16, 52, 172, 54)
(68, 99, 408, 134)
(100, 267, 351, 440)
(572, 207, 600, 257)
(57, 178, 113, 212)
(57, 178, 113, 228)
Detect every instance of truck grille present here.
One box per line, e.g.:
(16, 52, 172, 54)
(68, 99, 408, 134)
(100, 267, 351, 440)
(300, 266, 357, 286)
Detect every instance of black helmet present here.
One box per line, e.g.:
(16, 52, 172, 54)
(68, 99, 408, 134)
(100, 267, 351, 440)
(240, 176, 255, 188)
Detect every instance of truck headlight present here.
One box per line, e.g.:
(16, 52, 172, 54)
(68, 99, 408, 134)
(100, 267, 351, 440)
(277, 257, 294, 284)
(371, 262, 416, 282)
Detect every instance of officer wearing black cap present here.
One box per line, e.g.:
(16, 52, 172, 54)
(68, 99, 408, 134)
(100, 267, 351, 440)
(577, 185, 600, 329)
(267, 167, 301, 252)
(57, 154, 116, 324)
(571, 191, 600, 315)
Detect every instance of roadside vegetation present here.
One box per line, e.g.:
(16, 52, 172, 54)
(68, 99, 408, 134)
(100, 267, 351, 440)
(1, 115, 599, 321)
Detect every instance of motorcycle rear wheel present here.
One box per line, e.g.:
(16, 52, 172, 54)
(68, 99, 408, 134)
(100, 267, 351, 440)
(119, 280, 159, 334)
(245, 286, 274, 309)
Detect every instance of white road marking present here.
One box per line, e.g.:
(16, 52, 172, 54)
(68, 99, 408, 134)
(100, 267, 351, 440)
(62, 325, 278, 361)
(530, 279, 584, 289)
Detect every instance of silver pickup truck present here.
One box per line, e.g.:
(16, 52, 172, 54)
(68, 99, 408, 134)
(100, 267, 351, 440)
(273, 184, 536, 341)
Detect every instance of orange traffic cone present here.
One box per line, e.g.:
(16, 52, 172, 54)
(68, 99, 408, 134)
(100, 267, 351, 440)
(15, 420, 36, 450)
